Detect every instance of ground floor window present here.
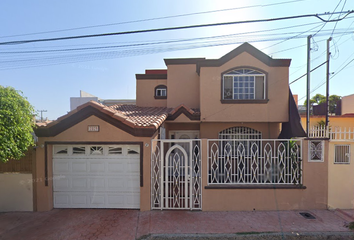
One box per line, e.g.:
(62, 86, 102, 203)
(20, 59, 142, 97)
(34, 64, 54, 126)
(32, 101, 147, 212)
(334, 145, 350, 164)
(208, 127, 302, 185)
(309, 140, 324, 162)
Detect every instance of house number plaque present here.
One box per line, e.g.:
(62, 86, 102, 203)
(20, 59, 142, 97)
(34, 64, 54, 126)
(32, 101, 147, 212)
(88, 125, 100, 132)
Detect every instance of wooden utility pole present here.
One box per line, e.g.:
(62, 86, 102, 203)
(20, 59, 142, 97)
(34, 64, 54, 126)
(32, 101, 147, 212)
(38, 110, 47, 122)
(325, 37, 332, 127)
(306, 35, 312, 137)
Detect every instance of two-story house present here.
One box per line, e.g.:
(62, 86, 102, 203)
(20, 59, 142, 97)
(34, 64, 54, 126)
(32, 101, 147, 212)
(34, 43, 327, 212)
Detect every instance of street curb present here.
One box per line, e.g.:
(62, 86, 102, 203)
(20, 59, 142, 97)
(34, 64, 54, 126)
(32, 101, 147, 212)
(138, 231, 354, 240)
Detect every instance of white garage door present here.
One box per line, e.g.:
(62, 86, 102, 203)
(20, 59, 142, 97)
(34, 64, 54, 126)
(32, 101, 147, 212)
(52, 145, 140, 209)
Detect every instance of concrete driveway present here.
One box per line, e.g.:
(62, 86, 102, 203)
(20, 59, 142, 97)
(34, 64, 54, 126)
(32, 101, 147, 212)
(1, 209, 354, 240)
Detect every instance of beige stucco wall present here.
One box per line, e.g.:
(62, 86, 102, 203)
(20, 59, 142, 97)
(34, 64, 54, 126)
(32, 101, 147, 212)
(342, 94, 354, 115)
(200, 122, 281, 139)
(166, 64, 200, 109)
(201, 139, 328, 211)
(136, 79, 167, 107)
(328, 141, 354, 209)
(35, 115, 152, 211)
(0, 173, 33, 211)
(199, 52, 289, 122)
(164, 122, 200, 139)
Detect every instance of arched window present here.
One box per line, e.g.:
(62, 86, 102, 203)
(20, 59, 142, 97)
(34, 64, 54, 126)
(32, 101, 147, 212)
(222, 68, 266, 100)
(154, 85, 167, 99)
(219, 126, 262, 140)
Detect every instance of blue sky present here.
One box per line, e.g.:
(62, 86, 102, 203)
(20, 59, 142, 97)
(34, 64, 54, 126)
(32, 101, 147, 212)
(1, 0, 354, 120)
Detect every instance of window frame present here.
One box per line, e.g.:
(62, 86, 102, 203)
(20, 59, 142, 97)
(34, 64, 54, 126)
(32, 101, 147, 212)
(334, 144, 350, 164)
(308, 140, 324, 162)
(221, 67, 268, 104)
(154, 85, 167, 99)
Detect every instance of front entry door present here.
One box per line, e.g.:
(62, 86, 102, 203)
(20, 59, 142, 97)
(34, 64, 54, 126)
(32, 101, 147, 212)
(164, 144, 189, 209)
(151, 139, 201, 210)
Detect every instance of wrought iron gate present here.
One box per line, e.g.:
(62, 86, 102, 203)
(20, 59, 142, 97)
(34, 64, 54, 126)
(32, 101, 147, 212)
(151, 139, 201, 210)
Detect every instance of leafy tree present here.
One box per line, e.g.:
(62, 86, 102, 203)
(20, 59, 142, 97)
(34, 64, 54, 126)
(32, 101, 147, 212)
(304, 93, 325, 106)
(304, 93, 341, 114)
(0, 86, 35, 162)
(329, 94, 341, 114)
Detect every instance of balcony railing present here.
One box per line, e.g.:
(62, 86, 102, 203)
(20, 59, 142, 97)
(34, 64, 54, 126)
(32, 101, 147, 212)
(207, 139, 302, 185)
(309, 126, 354, 140)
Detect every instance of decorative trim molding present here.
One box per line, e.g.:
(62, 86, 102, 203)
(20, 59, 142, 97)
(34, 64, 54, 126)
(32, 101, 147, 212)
(136, 74, 167, 80)
(167, 107, 200, 121)
(220, 99, 269, 104)
(35, 106, 157, 137)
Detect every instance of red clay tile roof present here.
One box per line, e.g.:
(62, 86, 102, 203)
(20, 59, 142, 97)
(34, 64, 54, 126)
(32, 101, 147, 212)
(108, 104, 200, 126)
(108, 104, 172, 128)
(36, 101, 201, 135)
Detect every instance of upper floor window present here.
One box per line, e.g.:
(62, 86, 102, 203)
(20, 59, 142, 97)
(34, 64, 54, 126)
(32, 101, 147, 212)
(155, 85, 167, 99)
(222, 68, 266, 101)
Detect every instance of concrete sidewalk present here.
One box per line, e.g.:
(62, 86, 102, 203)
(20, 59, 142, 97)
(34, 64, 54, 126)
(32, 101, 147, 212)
(1, 209, 354, 240)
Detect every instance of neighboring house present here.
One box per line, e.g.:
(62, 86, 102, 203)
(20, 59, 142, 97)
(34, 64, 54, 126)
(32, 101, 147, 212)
(302, 94, 354, 209)
(70, 90, 136, 111)
(34, 42, 330, 212)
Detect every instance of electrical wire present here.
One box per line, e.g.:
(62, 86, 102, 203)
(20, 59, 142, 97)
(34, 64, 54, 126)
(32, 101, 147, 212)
(3, 28, 350, 55)
(2, 31, 353, 70)
(2, 20, 328, 52)
(0, 11, 353, 46)
(312, 0, 343, 38)
(331, 0, 347, 37)
(297, 55, 354, 102)
(289, 61, 327, 85)
(0, 0, 307, 39)
(1, 29, 352, 70)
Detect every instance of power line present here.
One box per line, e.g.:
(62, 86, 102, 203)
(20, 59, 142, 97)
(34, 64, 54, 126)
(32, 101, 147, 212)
(0, 11, 353, 46)
(312, 0, 344, 37)
(2, 20, 328, 52)
(298, 56, 354, 101)
(262, 22, 323, 51)
(1, 28, 353, 70)
(289, 61, 327, 85)
(0, 0, 307, 39)
(331, 0, 347, 37)
(3, 28, 350, 55)
(2, 29, 352, 69)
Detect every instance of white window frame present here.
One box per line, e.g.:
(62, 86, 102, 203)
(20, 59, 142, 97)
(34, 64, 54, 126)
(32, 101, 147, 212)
(334, 145, 350, 164)
(308, 140, 324, 162)
(223, 68, 266, 100)
(156, 88, 167, 97)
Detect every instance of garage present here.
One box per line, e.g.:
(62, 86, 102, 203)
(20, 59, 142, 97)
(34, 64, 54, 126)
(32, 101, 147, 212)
(52, 144, 140, 209)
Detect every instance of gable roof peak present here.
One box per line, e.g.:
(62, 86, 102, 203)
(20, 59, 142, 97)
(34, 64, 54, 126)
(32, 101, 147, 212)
(196, 42, 291, 74)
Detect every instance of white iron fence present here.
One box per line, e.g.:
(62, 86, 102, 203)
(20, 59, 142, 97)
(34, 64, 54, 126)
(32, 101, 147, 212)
(309, 126, 354, 140)
(207, 139, 302, 185)
(151, 139, 201, 210)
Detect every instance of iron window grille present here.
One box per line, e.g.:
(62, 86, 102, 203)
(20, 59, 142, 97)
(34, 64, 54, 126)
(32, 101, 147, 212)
(334, 145, 350, 164)
(309, 140, 324, 162)
(214, 127, 262, 183)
